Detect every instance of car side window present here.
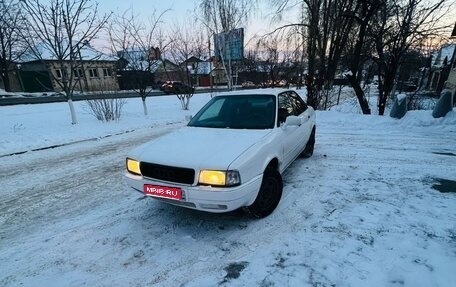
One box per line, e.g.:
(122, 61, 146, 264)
(278, 93, 294, 125)
(288, 91, 308, 115)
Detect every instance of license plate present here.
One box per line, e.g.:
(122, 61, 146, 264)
(143, 184, 182, 201)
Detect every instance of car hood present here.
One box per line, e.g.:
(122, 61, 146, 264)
(129, 126, 272, 170)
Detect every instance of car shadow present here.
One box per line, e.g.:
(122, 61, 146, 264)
(135, 198, 256, 235)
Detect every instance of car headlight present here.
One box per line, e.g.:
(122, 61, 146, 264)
(199, 170, 241, 187)
(126, 158, 141, 175)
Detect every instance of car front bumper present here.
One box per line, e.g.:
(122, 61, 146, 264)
(125, 173, 263, 213)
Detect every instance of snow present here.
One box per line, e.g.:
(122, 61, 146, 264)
(1, 90, 456, 287)
(0, 88, 16, 97)
(21, 42, 117, 62)
(0, 94, 211, 156)
(397, 93, 407, 103)
(432, 44, 456, 67)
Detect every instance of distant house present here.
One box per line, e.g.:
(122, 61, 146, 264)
(426, 44, 456, 94)
(18, 45, 119, 93)
(117, 47, 183, 89)
(0, 60, 22, 92)
(444, 23, 456, 94)
(116, 48, 156, 90)
(181, 57, 220, 87)
(152, 59, 182, 84)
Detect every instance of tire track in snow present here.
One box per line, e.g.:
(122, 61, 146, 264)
(0, 124, 181, 242)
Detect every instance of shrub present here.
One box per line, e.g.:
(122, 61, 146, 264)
(85, 98, 126, 122)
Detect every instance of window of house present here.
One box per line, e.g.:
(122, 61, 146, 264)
(102, 68, 112, 77)
(88, 68, 99, 78)
(55, 69, 62, 79)
(73, 69, 84, 78)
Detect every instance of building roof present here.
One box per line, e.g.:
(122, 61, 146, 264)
(190, 61, 212, 75)
(432, 44, 456, 68)
(184, 56, 204, 63)
(21, 42, 117, 62)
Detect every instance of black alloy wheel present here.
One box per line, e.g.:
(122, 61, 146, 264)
(248, 169, 283, 218)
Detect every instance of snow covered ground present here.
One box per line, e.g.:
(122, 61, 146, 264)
(1, 91, 455, 287)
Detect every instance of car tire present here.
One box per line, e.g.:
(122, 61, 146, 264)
(301, 126, 315, 158)
(248, 168, 283, 218)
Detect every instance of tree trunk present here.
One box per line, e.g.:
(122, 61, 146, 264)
(305, 76, 318, 108)
(1, 71, 11, 92)
(227, 58, 232, 90)
(347, 74, 371, 114)
(67, 99, 78, 125)
(142, 97, 148, 116)
(378, 94, 386, 115)
(348, 1, 377, 115)
(378, 65, 397, 116)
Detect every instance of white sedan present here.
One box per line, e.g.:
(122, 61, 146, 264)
(125, 89, 316, 218)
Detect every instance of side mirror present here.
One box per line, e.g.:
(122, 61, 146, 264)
(282, 115, 301, 129)
(185, 115, 193, 122)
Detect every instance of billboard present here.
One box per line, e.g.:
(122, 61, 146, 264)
(214, 28, 244, 61)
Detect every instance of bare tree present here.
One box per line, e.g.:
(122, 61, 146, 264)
(168, 21, 207, 110)
(108, 9, 167, 116)
(20, 0, 110, 124)
(344, 0, 382, 115)
(0, 0, 27, 92)
(198, 0, 255, 89)
(256, 37, 280, 85)
(272, 0, 451, 114)
(369, 0, 450, 115)
(271, 0, 358, 109)
(243, 29, 302, 89)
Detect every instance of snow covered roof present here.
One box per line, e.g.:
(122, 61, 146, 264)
(432, 44, 456, 67)
(190, 62, 212, 75)
(20, 42, 117, 63)
(117, 48, 147, 63)
(184, 56, 203, 63)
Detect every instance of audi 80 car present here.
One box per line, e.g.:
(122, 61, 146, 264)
(125, 89, 316, 218)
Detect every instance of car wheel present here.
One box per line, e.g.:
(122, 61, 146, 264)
(301, 126, 315, 158)
(248, 169, 283, 218)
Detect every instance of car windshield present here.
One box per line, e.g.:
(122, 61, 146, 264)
(188, 95, 276, 129)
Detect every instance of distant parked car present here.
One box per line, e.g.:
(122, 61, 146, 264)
(260, 80, 288, 88)
(125, 89, 316, 218)
(160, 81, 194, 94)
(275, 80, 288, 88)
(261, 80, 273, 88)
(241, 81, 257, 89)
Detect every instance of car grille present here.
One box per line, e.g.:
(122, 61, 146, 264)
(140, 162, 195, 185)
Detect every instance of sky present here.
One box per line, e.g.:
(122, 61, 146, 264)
(96, 0, 297, 47)
(93, 0, 455, 53)
(93, 0, 456, 55)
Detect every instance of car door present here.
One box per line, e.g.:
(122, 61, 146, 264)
(277, 92, 305, 168)
(287, 91, 313, 155)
